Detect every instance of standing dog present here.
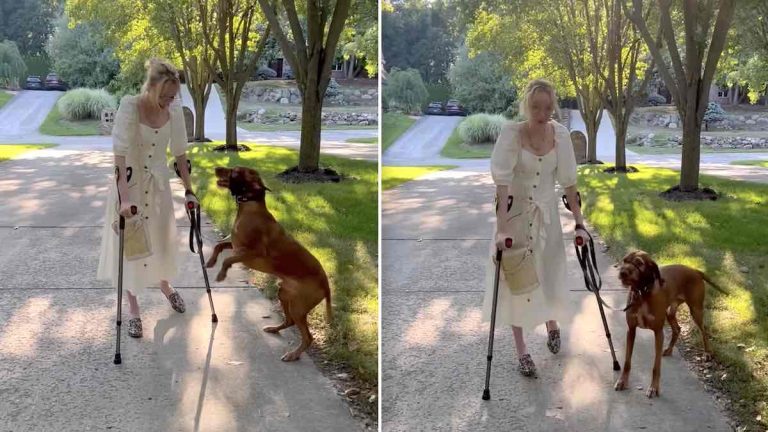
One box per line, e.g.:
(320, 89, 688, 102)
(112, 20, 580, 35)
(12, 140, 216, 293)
(206, 166, 332, 361)
(614, 250, 726, 398)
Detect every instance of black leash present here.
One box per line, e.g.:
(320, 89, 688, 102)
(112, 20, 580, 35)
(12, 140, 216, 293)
(574, 230, 628, 312)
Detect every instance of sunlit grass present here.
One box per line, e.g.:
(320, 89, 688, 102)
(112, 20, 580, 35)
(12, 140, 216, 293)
(382, 112, 416, 151)
(0, 144, 56, 163)
(39, 100, 100, 136)
(381, 166, 456, 190)
(579, 164, 768, 429)
(440, 120, 493, 159)
(731, 160, 768, 168)
(0, 91, 13, 110)
(188, 143, 378, 383)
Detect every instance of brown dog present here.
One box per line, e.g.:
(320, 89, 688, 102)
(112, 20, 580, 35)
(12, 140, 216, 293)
(614, 250, 726, 398)
(205, 166, 332, 361)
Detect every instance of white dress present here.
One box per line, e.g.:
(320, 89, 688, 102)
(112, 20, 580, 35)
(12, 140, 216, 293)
(96, 95, 188, 296)
(481, 121, 578, 330)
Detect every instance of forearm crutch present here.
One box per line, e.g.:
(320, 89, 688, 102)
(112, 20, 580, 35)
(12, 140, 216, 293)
(114, 166, 136, 365)
(175, 160, 218, 323)
(482, 237, 513, 401)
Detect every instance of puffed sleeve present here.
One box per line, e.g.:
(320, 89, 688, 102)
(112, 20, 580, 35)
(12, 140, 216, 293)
(112, 95, 138, 157)
(490, 121, 520, 186)
(555, 123, 578, 189)
(170, 101, 188, 157)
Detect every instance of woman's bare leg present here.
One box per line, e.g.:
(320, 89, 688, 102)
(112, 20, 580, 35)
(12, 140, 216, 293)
(126, 290, 140, 318)
(546, 320, 559, 332)
(159, 280, 173, 296)
(512, 325, 527, 357)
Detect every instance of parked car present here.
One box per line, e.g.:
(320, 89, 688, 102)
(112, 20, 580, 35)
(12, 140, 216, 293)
(425, 101, 444, 115)
(444, 99, 467, 116)
(25, 75, 44, 90)
(44, 73, 68, 91)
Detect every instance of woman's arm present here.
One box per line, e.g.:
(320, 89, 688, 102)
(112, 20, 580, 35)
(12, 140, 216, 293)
(564, 185, 584, 227)
(174, 153, 193, 192)
(114, 155, 130, 204)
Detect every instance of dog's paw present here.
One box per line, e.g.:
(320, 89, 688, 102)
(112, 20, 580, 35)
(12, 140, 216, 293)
(263, 325, 280, 334)
(205, 259, 217, 268)
(662, 348, 674, 357)
(646, 385, 660, 398)
(281, 351, 301, 362)
(614, 377, 628, 391)
(215, 271, 227, 282)
(702, 351, 713, 361)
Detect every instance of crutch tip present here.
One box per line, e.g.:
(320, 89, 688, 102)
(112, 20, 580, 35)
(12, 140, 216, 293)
(482, 389, 490, 400)
(613, 361, 621, 371)
(113, 353, 122, 365)
(212, 314, 219, 323)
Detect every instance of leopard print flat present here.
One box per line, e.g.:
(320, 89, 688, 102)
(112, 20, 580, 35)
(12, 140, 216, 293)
(165, 290, 186, 313)
(127, 317, 143, 338)
(518, 354, 537, 377)
(547, 329, 561, 354)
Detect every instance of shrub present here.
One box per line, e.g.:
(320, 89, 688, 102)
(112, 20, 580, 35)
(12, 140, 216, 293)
(58, 88, 117, 121)
(448, 45, 516, 114)
(458, 113, 506, 145)
(383, 68, 428, 114)
(255, 66, 277, 80)
(703, 101, 727, 124)
(647, 93, 667, 106)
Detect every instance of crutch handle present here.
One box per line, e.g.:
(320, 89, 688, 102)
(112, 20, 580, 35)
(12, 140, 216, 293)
(575, 237, 584, 246)
(504, 238, 513, 248)
(187, 201, 196, 210)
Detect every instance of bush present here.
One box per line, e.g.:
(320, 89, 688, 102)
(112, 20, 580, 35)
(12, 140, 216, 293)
(647, 93, 667, 106)
(255, 66, 277, 80)
(58, 88, 117, 121)
(383, 68, 428, 114)
(458, 113, 506, 145)
(0, 40, 27, 89)
(326, 78, 341, 97)
(703, 101, 727, 124)
(448, 45, 516, 114)
(503, 104, 519, 120)
(46, 15, 119, 89)
(425, 83, 452, 107)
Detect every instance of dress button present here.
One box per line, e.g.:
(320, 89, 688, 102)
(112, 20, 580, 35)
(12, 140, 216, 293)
(148, 155, 152, 158)
(533, 185, 537, 188)
(145, 191, 148, 194)
(145, 204, 148, 207)
(144, 165, 147, 169)
(152, 143, 155, 146)
(144, 216, 148, 220)
(538, 158, 542, 162)
(536, 172, 540, 175)
(155, 130, 158, 134)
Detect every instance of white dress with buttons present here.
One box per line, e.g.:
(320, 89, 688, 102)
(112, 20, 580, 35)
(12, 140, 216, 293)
(96, 95, 188, 296)
(481, 121, 578, 330)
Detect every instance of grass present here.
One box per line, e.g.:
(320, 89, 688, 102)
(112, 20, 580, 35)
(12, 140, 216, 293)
(578, 164, 768, 430)
(381, 165, 456, 190)
(0, 91, 13, 110)
(237, 122, 376, 132)
(382, 112, 417, 151)
(238, 101, 377, 115)
(39, 99, 101, 136)
(731, 160, 768, 168)
(346, 137, 377, 144)
(628, 145, 768, 155)
(187, 143, 377, 384)
(440, 120, 493, 158)
(0, 144, 56, 162)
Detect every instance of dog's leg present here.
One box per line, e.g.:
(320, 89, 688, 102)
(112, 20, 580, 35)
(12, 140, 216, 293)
(263, 288, 294, 333)
(647, 330, 664, 398)
(205, 241, 232, 268)
(281, 313, 313, 362)
(690, 303, 712, 359)
(663, 304, 681, 356)
(615, 327, 636, 391)
(214, 251, 263, 282)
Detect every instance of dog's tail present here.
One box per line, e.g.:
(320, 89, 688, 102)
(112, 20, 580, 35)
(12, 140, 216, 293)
(699, 270, 729, 295)
(322, 276, 333, 325)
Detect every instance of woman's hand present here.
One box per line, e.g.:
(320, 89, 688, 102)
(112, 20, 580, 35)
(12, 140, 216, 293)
(574, 224, 589, 246)
(119, 202, 137, 218)
(495, 232, 514, 251)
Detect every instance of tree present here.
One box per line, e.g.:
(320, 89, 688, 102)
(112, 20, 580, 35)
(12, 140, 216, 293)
(0, 40, 26, 88)
(448, 45, 516, 114)
(340, 0, 378, 78)
(384, 68, 428, 113)
(198, 0, 270, 151)
(149, 0, 216, 141)
(625, 0, 736, 193)
(257, 0, 352, 173)
(0, 0, 57, 56)
(716, 1, 768, 104)
(46, 15, 120, 89)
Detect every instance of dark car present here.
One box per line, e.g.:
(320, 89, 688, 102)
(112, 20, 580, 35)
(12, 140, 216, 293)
(444, 99, 467, 116)
(425, 101, 444, 115)
(25, 75, 44, 90)
(44, 73, 68, 91)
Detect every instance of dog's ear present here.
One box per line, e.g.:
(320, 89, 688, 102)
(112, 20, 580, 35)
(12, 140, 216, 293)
(648, 258, 664, 286)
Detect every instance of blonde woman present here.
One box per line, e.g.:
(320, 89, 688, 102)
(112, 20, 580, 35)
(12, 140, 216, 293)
(97, 58, 197, 338)
(482, 79, 587, 377)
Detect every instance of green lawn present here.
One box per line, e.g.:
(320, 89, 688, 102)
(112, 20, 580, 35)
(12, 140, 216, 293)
(382, 112, 416, 151)
(39, 100, 101, 136)
(0, 144, 56, 162)
(629, 144, 768, 155)
(382, 165, 457, 190)
(346, 137, 377, 144)
(440, 121, 493, 158)
(579, 164, 768, 430)
(731, 160, 768, 168)
(238, 122, 377, 132)
(0, 91, 13, 110)
(187, 143, 377, 384)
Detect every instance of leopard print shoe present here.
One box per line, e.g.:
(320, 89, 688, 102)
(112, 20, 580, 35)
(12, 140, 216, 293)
(127, 317, 143, 338)
(547, 329, 561, 354)
(518, 354, 537, 377)
(165, 290, 186, 313)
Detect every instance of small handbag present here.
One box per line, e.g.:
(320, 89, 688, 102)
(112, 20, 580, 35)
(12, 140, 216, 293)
(112, 207, 153, 261)
(499, 246, 539, 295)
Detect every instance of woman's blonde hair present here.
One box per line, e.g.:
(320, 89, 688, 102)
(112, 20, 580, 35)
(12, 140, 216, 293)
(141, 58, 181, 107)
(519, 79, 559, 121)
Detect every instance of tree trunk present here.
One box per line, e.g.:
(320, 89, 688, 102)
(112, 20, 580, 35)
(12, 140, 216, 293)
(680, 105, 702, 191)
(225, 84, 239, 149)
(614, 114, 628, 170)
(298, 83, 322, 172)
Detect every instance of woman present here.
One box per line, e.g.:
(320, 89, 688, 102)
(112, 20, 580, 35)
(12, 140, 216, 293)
(482, 79, 588, 377)
(97, 58, 197, 338)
